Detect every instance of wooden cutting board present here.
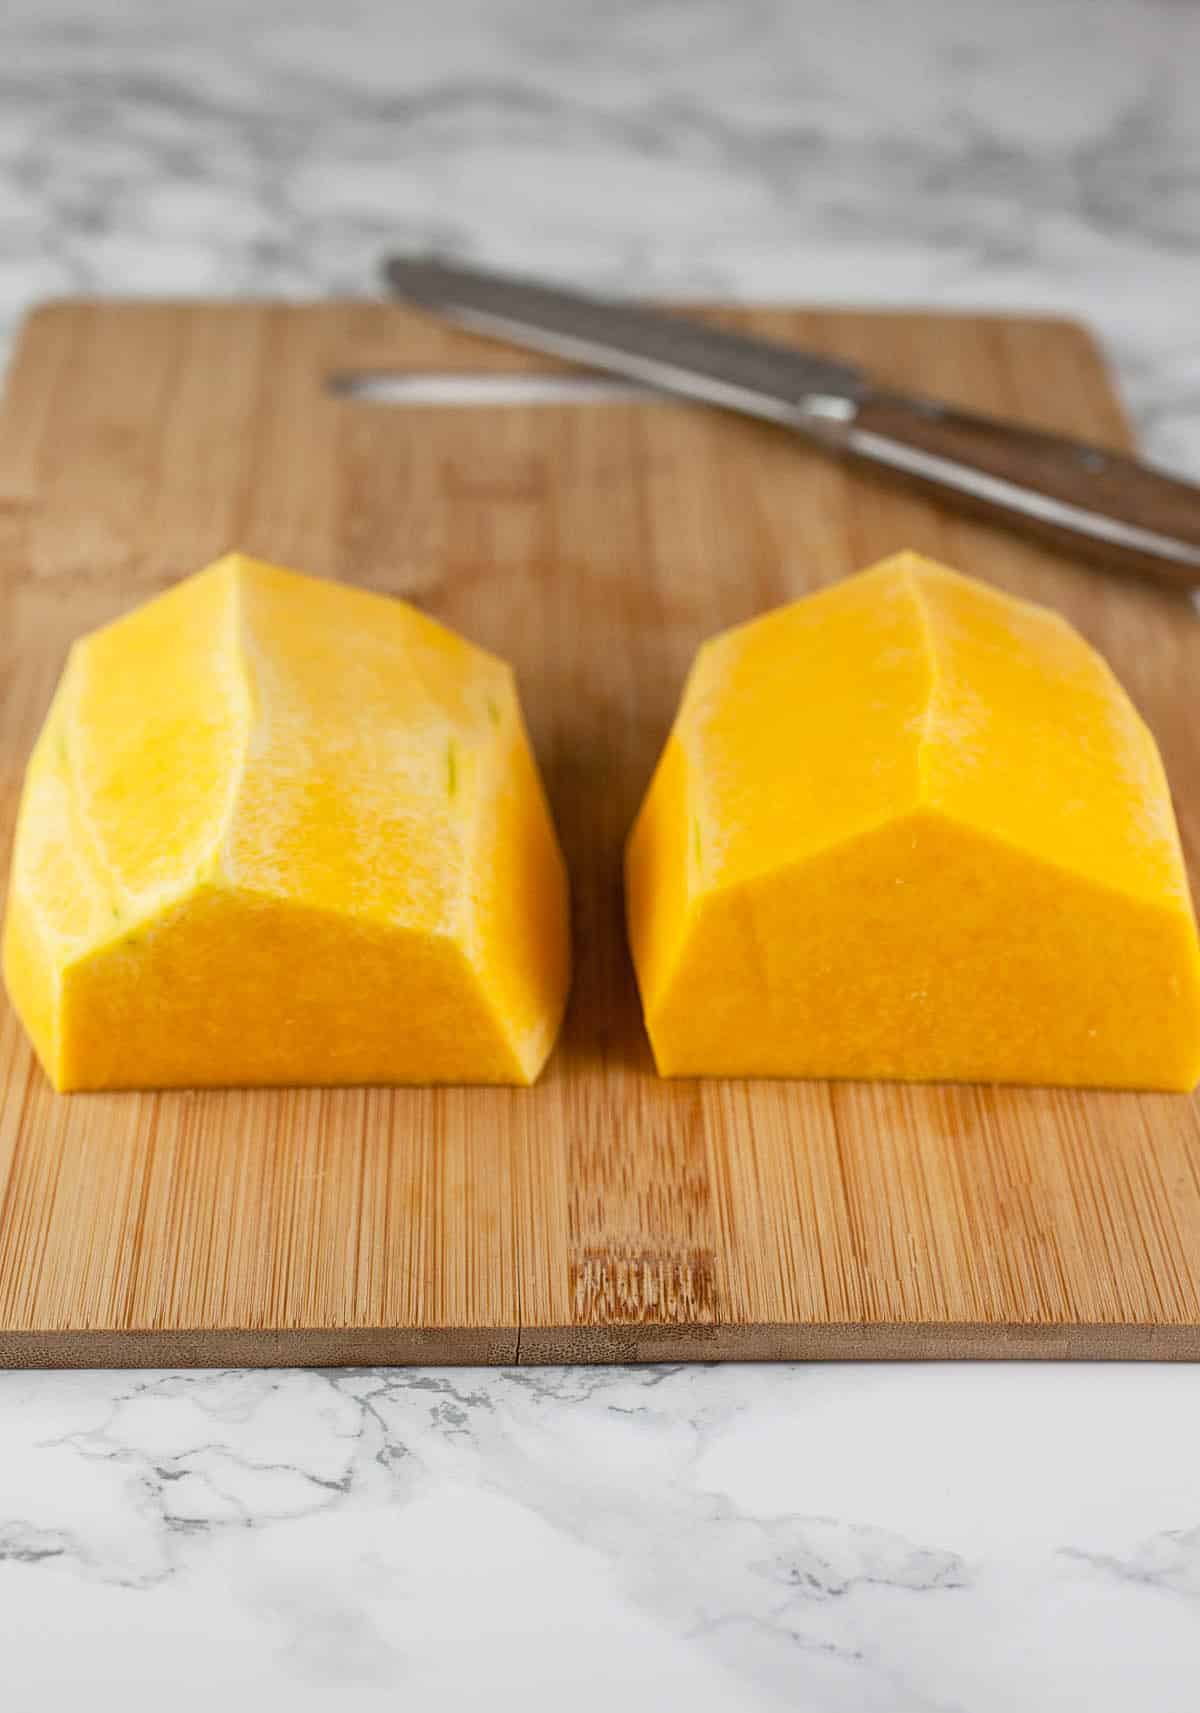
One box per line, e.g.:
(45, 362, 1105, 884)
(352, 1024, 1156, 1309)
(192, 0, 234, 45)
(1, 299, 1198, 1367)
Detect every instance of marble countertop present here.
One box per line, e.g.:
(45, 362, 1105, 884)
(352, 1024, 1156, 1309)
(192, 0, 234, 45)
(2, 1, 1199, 1706)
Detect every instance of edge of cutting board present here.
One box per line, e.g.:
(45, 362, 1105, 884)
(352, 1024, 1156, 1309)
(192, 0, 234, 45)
(4, 1322, 1200, 1369)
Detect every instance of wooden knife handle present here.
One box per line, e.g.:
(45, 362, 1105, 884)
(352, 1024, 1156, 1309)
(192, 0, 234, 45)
(842, 391, 1200, 592)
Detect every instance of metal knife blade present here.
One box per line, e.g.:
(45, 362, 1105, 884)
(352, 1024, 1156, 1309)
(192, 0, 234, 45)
(382, 254, 864, 424)
(381, 255, 1200, 590)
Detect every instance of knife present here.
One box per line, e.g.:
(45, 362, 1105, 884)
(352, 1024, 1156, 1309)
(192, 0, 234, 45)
(382, 255, 1200, 592)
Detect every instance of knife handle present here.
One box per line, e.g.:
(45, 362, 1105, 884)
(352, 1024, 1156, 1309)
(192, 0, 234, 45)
(835, 392, 1200, 592)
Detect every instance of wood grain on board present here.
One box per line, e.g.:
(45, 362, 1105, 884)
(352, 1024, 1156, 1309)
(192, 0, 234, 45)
(1, 299, 1198, 1367)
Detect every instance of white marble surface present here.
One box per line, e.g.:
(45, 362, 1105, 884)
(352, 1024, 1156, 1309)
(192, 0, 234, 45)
(2, 0, 1200, 1705)
(3, 1363, 1200, 1709)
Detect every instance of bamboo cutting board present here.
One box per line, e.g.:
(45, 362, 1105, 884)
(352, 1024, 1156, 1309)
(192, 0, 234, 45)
(1, 299, 1199, 1367)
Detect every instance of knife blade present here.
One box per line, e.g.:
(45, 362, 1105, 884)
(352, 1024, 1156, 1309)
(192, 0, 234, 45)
(382, 255, 1200, 591)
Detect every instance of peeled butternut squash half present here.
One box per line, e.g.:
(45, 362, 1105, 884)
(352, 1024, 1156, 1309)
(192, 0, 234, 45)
(4, 554, 570, 1090)
(626, 552, 1200, 1090)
